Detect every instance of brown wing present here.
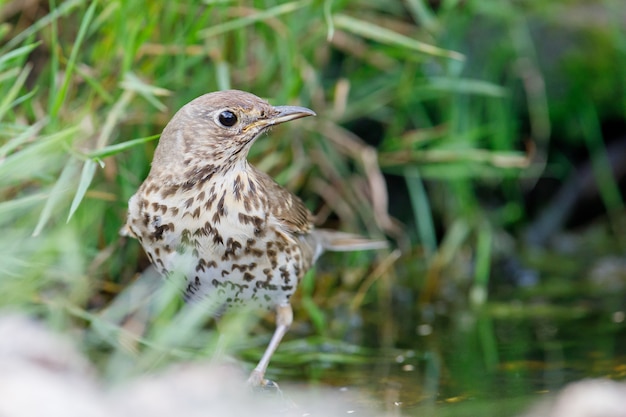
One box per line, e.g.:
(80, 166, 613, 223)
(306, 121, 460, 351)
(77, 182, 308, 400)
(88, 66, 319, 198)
(251, 166, 314, 235)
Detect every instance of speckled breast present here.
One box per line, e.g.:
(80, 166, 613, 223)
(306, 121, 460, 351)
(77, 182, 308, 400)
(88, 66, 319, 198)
(126, 174, 306, 313)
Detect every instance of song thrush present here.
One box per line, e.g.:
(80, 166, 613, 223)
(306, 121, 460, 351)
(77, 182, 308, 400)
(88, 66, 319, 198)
(123, 90, 386, 386)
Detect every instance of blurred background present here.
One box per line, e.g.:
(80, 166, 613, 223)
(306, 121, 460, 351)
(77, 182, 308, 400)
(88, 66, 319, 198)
(0, 0, 625, 415)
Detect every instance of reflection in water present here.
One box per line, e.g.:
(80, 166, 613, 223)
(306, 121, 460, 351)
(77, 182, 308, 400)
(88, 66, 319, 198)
(269, 273, 626, 416)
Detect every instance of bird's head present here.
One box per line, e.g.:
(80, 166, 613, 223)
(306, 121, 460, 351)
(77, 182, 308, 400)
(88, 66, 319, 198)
(151, 90, 315, 181)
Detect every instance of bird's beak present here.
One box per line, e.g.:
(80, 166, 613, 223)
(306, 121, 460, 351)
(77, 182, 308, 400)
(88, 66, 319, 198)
(270, 105, 316, 125)
(244, 105, 316, 133)
(249, 105, 316, 131)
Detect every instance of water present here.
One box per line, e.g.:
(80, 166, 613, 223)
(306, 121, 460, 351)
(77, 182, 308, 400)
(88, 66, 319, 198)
(268, 269, 626, 416)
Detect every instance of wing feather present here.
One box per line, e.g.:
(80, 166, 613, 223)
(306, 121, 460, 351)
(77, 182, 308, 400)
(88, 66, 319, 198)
(251, 166, 314, 235)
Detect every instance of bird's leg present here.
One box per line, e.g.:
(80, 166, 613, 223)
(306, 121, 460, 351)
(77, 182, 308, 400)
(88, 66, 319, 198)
(247, 303, 293, 387)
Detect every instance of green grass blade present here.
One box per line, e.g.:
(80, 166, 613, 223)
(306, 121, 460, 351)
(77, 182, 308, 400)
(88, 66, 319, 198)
(0, 193, 47, 225)
(580, 102, 624, 213)
(95, 88, 136, 150)
(470, 224, 492, 306)
(50, 0, 98, 118)
(75, 63, 115, 104)
(67, 159, 97, 223)
(302, 297, 327, 336)
(0, 118, 47, 158)
(0, 68, 19, 85)
(215, 62, 231, 91)
(323, 0, 335, 41)
(120, 73, 169, 112)
(405, 166, 437, 257)
(404, 0, 437, 31)
(33, 159, 80, 236)
(381, 148, 529, 170)
(0, 0, 83, 53)
(0, 42, 40, 70)
(87, 135, 160, 159)
(200, 0, 310, 38)
(333, 14, 465, 61)
(438, 219, 470, 265)
(0, 65, 31, 121)
(425, 77, 508, 97)
(0, 126, 79, 183)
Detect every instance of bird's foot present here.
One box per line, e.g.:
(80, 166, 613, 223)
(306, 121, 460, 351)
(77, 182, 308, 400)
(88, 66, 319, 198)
(247, 370, 281, 393)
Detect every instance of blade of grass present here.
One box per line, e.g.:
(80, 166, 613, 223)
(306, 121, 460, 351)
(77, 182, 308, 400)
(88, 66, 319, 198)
(470, 224, 492, 306)
(420, 219, 470, 304)
(33, 159, 80, 236)
(67, 159, 97, 222)
(424, 77, 508, 97)
(300, 269, 327, 336)
(405, 166, 437, 257)
(74, 63, 115, 104)
(47, 0, 60, 119)
(0, 68, 20, 85)
(87, 134, 160, 159)
(0, 64, 31, 122)
(50, 0, 98, 118)
(404, 0, 437, 32)
(477, 313, 499, 371)
(0, 118, 47, 158)
(0, 0, 84, 53)
(120, 73, 169, 112)
(95, 88, 136, 149)
(8, 87, 37, 109)
(215, 61, 231, 91)
(0, 24, 9, 40)
(0, 42, 40, 70)
(323, 0, 335, 41)
(579, 101, 624, 215)
(0, 193, 47, 224)
(200, 0, 310, 38)
(333, 14, 465, 61)
(0, 126, 79, 183)
(302, 297, 327, 337)
(66, 87, 144, 221)
(381, 148, 529, 168)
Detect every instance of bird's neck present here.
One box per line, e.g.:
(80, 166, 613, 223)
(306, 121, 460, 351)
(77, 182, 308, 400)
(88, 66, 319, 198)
(150, 155, 252, 187)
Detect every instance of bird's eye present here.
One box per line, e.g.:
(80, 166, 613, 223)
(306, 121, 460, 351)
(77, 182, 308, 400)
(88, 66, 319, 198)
(217, 110, 237, 127)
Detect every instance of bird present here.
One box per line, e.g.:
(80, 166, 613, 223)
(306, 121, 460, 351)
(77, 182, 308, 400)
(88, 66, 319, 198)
(123, 90, 387, 387)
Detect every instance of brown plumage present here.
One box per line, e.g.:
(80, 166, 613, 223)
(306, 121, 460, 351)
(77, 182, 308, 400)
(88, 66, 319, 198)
(124, 90, 386, 387)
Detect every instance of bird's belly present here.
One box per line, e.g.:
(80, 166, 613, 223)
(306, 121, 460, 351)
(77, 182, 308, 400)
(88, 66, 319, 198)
(182, 253, 300, 311)
(137, 210, 303, 312)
